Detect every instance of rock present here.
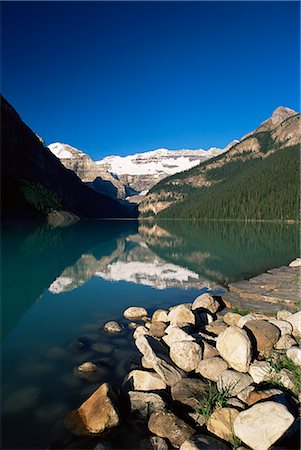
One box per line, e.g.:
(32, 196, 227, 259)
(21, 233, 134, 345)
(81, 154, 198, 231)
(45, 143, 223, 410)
(128, 322, 139, 329)
(65, 383, 119, 436)
(237, 386, 254, 403)
(187, 412, 206, 427)
(275, 334, 296, 350)
(246, 388, 283, 406)
(163, 325, 195, 347)
(142, 357, 154, 369)
(167, 305, 195, 327)
(248, 360, 275, 384)
(171, 378, 209, 409)
(226, 397, 245, 409)
(289, 258, 301, 267)
(152, 309, 169, 323)
(203, 341, 220, 359)
(135, 335, 184, 386)
(207, 407, 240, 442)
(91, 343, 113, 354)
(217, 370, 253, 397)
(127, 370, 167, 391)
(245, 320, 280, 354)
(196, 357, 228, 382)
(216, 326, 252, 373)
(236, 314, 270, 329)
(68, 337, 90, 352)
(149, 322, 167, 338)
(133, 326, 149, 339)
(267, 319, 293, 336)
(170, 341, 202, 372)
(275, 368, 297, 393)
(73, 363, 108, 382)
(124, 306, 148, 319)
(206, 320, 228, 335)
(148, 410, 195, 447)
(286, 346, 301, 368)
(192, 293, 220, 313)
(128, 391, 165, 419)
(286, 311, 301, 338)
(234, 401, 295, 450)
(223, 312, 241, 326)
(180, 434, 229, 450)
(141, 436, 169, 450)
(277, 310, 293, 321)
(103, 321, 122, 333)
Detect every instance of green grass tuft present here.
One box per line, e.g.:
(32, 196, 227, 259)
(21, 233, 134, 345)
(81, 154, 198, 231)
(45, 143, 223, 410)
(194, 383, 231, 424)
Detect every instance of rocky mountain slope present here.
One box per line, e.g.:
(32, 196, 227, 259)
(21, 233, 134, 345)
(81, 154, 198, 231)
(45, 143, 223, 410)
(96, 144, 235, 193)
(1, 97, 137, 221)
(140, 107, 300, 220)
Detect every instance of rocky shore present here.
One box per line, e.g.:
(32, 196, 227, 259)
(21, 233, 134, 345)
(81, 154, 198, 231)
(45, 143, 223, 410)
(65, 260, 301, 450)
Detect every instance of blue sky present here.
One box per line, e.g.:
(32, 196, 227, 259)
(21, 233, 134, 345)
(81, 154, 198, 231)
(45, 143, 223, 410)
(1, 1, 300, 159)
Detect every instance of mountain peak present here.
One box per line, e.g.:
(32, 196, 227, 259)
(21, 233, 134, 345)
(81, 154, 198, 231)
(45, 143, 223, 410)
(272, 106, 297, 119)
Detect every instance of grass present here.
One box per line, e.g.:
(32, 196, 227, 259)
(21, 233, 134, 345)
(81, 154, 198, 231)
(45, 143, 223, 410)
(230, 430, 242, 449)
(232, 308, 250, 316)
(267, 353, 301, 394)
(194, 382, 231, 424)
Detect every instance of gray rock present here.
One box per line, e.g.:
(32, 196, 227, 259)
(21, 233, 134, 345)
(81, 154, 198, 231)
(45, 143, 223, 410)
(196, 357, 228, 382)
(216, 326, 252, 373)
(128, 391, 165, 419)
(148, 410, 195, 447)
(274, 334, 296, 350)
(248, 360, 275, 384)
(217, 369, 253, 397)
(103, 321, 122, 333)
(170, 341, 202, 372)
(234, 401, 295, 450)
(171, 378, 209, 409)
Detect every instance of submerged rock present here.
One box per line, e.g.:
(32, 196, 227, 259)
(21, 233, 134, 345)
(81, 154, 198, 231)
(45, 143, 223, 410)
(66, 383, 119, 436)
(216, 326, 251, 373)
(148, 410, 195, 447)
(234, 401, 295, 450)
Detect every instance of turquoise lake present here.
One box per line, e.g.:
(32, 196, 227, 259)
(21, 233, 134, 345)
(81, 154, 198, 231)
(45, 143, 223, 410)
(1, 220, 299, 449)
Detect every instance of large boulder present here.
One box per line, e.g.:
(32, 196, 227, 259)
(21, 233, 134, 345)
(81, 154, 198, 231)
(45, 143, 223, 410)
(286, 311, 301, 338)
(245, 320, 280, 354)
(205, 320, 228, 336)
(162, 325, 195, 347)
(170, 341, 202, 372)
(180, 434, 229, 450)
(267, 319, 292, 336)
(217, 369, 253, 397)
(65, 383, 119, 436)
(124, 307, 148, 319)
(126, 370, 167, 391)
(223, 312, 241, 326)
(152, 309, 169, 323)
(196, 357, 228, 382)
(234, 401, 295, 450)
(171, 378, 209, 409)
(128, 391, 165, 419)
(148, 410, 195, 447)
(135, 335, 184, 386)
(207, 407, 240, 442)
(216, 326, 252, 373)
(167, 305, 195, 327)
(192, 293, 220, 313)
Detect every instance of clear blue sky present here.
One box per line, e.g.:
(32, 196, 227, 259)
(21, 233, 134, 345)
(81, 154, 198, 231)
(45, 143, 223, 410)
(1, 1, 300, 159)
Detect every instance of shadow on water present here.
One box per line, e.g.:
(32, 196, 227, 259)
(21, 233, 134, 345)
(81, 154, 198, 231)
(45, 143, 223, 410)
(1, 220, 138, 339)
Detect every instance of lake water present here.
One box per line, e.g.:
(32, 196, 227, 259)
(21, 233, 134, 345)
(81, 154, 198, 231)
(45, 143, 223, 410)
(1, 220, 299, 449)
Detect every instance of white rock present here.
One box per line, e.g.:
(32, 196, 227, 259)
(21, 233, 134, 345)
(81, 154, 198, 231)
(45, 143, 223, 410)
(202, 341, 220, 359)
(277, 310, 293, 321)
(152, 309, 169, 323)
(217, 369, 253, 396)
(286, 346, 301, 368)
(192, 293, 219, 313)
(127, 370, 167, 390)
(167, 305, 195, 327)
(196, 357, 228, 382)
(124, 307, 148, 319)
(236, 313, 269, 329)
(223, 312, 241, 326)
(249, 360, 275, 384)
(103, 321, 122, 333)
(234, 401, 295, 450)
(170, 341, 202, 372)
(216, 326, 252, 372)
(133, 326, 149, 340)
(275, 334, 296, 350)
(141, 357, 153, 369)
(267, 319, 293, 336)
(289, 258, 301, 267)
(286, 311, 301, 338)
(162, 325, 195, 347)
(237, 385, 255, 403)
